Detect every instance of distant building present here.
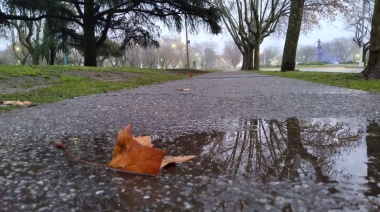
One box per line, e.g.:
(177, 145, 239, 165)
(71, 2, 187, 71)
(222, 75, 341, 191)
(316, 39, 324, 62)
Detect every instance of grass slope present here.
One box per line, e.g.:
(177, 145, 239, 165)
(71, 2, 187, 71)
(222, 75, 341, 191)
(0, 65, 209, 112)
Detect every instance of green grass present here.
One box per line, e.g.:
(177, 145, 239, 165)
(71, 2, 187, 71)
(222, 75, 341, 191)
(0, 65, 212, 112)
(0, 65, 42, 79)
(256, 70, 380, 93)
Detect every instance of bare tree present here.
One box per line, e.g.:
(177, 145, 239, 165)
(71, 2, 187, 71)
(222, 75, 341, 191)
(324, 37, 359, 63)
(124, 46, 140, 68)
(296, 45, 317, 63)
(214, 0, 256, 70)
(203, 46, 218, 68)
(6, 8, 44, 65)
(142, 47, 159, 68)
(346, 0, 374, 64)
(215, 0, 291, 70)
(261, 46, 280, 66)
(223, 40, 242, 69)
(158, 36, 185, 69)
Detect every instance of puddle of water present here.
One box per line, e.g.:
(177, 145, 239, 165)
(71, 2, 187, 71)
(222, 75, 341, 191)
(1, 118, 380, 211)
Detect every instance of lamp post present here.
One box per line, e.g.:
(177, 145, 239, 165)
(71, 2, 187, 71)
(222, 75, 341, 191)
(15, 46, 20, 65)
(358, 0, 365, 67)
(185, 15, 189, 69)
(140, 47, 142, 68)
(137, 44, 142, 68)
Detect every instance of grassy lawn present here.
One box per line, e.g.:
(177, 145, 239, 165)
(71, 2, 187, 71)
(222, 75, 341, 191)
(0, 65, 211, 112)
(256, 70, 380, 93)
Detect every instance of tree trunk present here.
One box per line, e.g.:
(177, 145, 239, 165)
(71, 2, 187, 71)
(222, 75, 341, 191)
(241, 50, 247, 70)
(241, 45, 254, 70)
(281, 0, 305, 72)
(362, 0, 380, 79)
(49, 48, 55, 65)
(253, 36, 260, 70)
(83, 0, 97, 66)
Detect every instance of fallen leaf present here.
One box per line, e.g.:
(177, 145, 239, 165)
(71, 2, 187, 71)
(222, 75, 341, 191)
(108, 123, 166, 175)
(160, 155, 196, 168)
(176, 88, 190, 91)
(188, 73, 193, 77)
(2, 100, 32, 106)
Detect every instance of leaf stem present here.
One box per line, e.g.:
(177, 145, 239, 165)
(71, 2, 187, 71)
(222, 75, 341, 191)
(52, 141, 157, 176)
(53, 141, 108, 167)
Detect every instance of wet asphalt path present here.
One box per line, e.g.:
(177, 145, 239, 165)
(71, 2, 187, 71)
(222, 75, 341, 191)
(1, 71, 378, 142)
(1, 70, 380, 211)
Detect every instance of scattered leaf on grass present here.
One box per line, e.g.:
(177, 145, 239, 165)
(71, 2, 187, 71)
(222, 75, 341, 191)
(2, 100, 32, 106)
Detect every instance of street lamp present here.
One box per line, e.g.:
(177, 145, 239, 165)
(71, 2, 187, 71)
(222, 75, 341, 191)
(184, 15, 190, 69)
(358, 0, 365, 67)
(137, 44, 142, 68)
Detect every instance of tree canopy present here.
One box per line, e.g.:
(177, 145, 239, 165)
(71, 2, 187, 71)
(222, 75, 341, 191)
(0, 0, 222, 66)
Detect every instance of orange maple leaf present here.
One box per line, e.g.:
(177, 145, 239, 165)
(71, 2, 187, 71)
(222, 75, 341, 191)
(108, 123, 166, 175)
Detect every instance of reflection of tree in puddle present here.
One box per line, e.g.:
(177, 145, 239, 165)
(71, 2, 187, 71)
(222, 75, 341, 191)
(365, 119, 380, 197)
(197, 118, 362, 182)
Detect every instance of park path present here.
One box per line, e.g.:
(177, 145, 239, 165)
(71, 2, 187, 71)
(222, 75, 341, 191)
(1, 70, 378, 142)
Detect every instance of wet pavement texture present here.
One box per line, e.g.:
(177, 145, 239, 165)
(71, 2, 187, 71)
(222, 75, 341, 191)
(1, 71, 380, 211)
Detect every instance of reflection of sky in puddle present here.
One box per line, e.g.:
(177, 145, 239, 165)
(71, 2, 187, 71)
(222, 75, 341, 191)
(1, 117, 380, 211)
(157, 118, 371, 183)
